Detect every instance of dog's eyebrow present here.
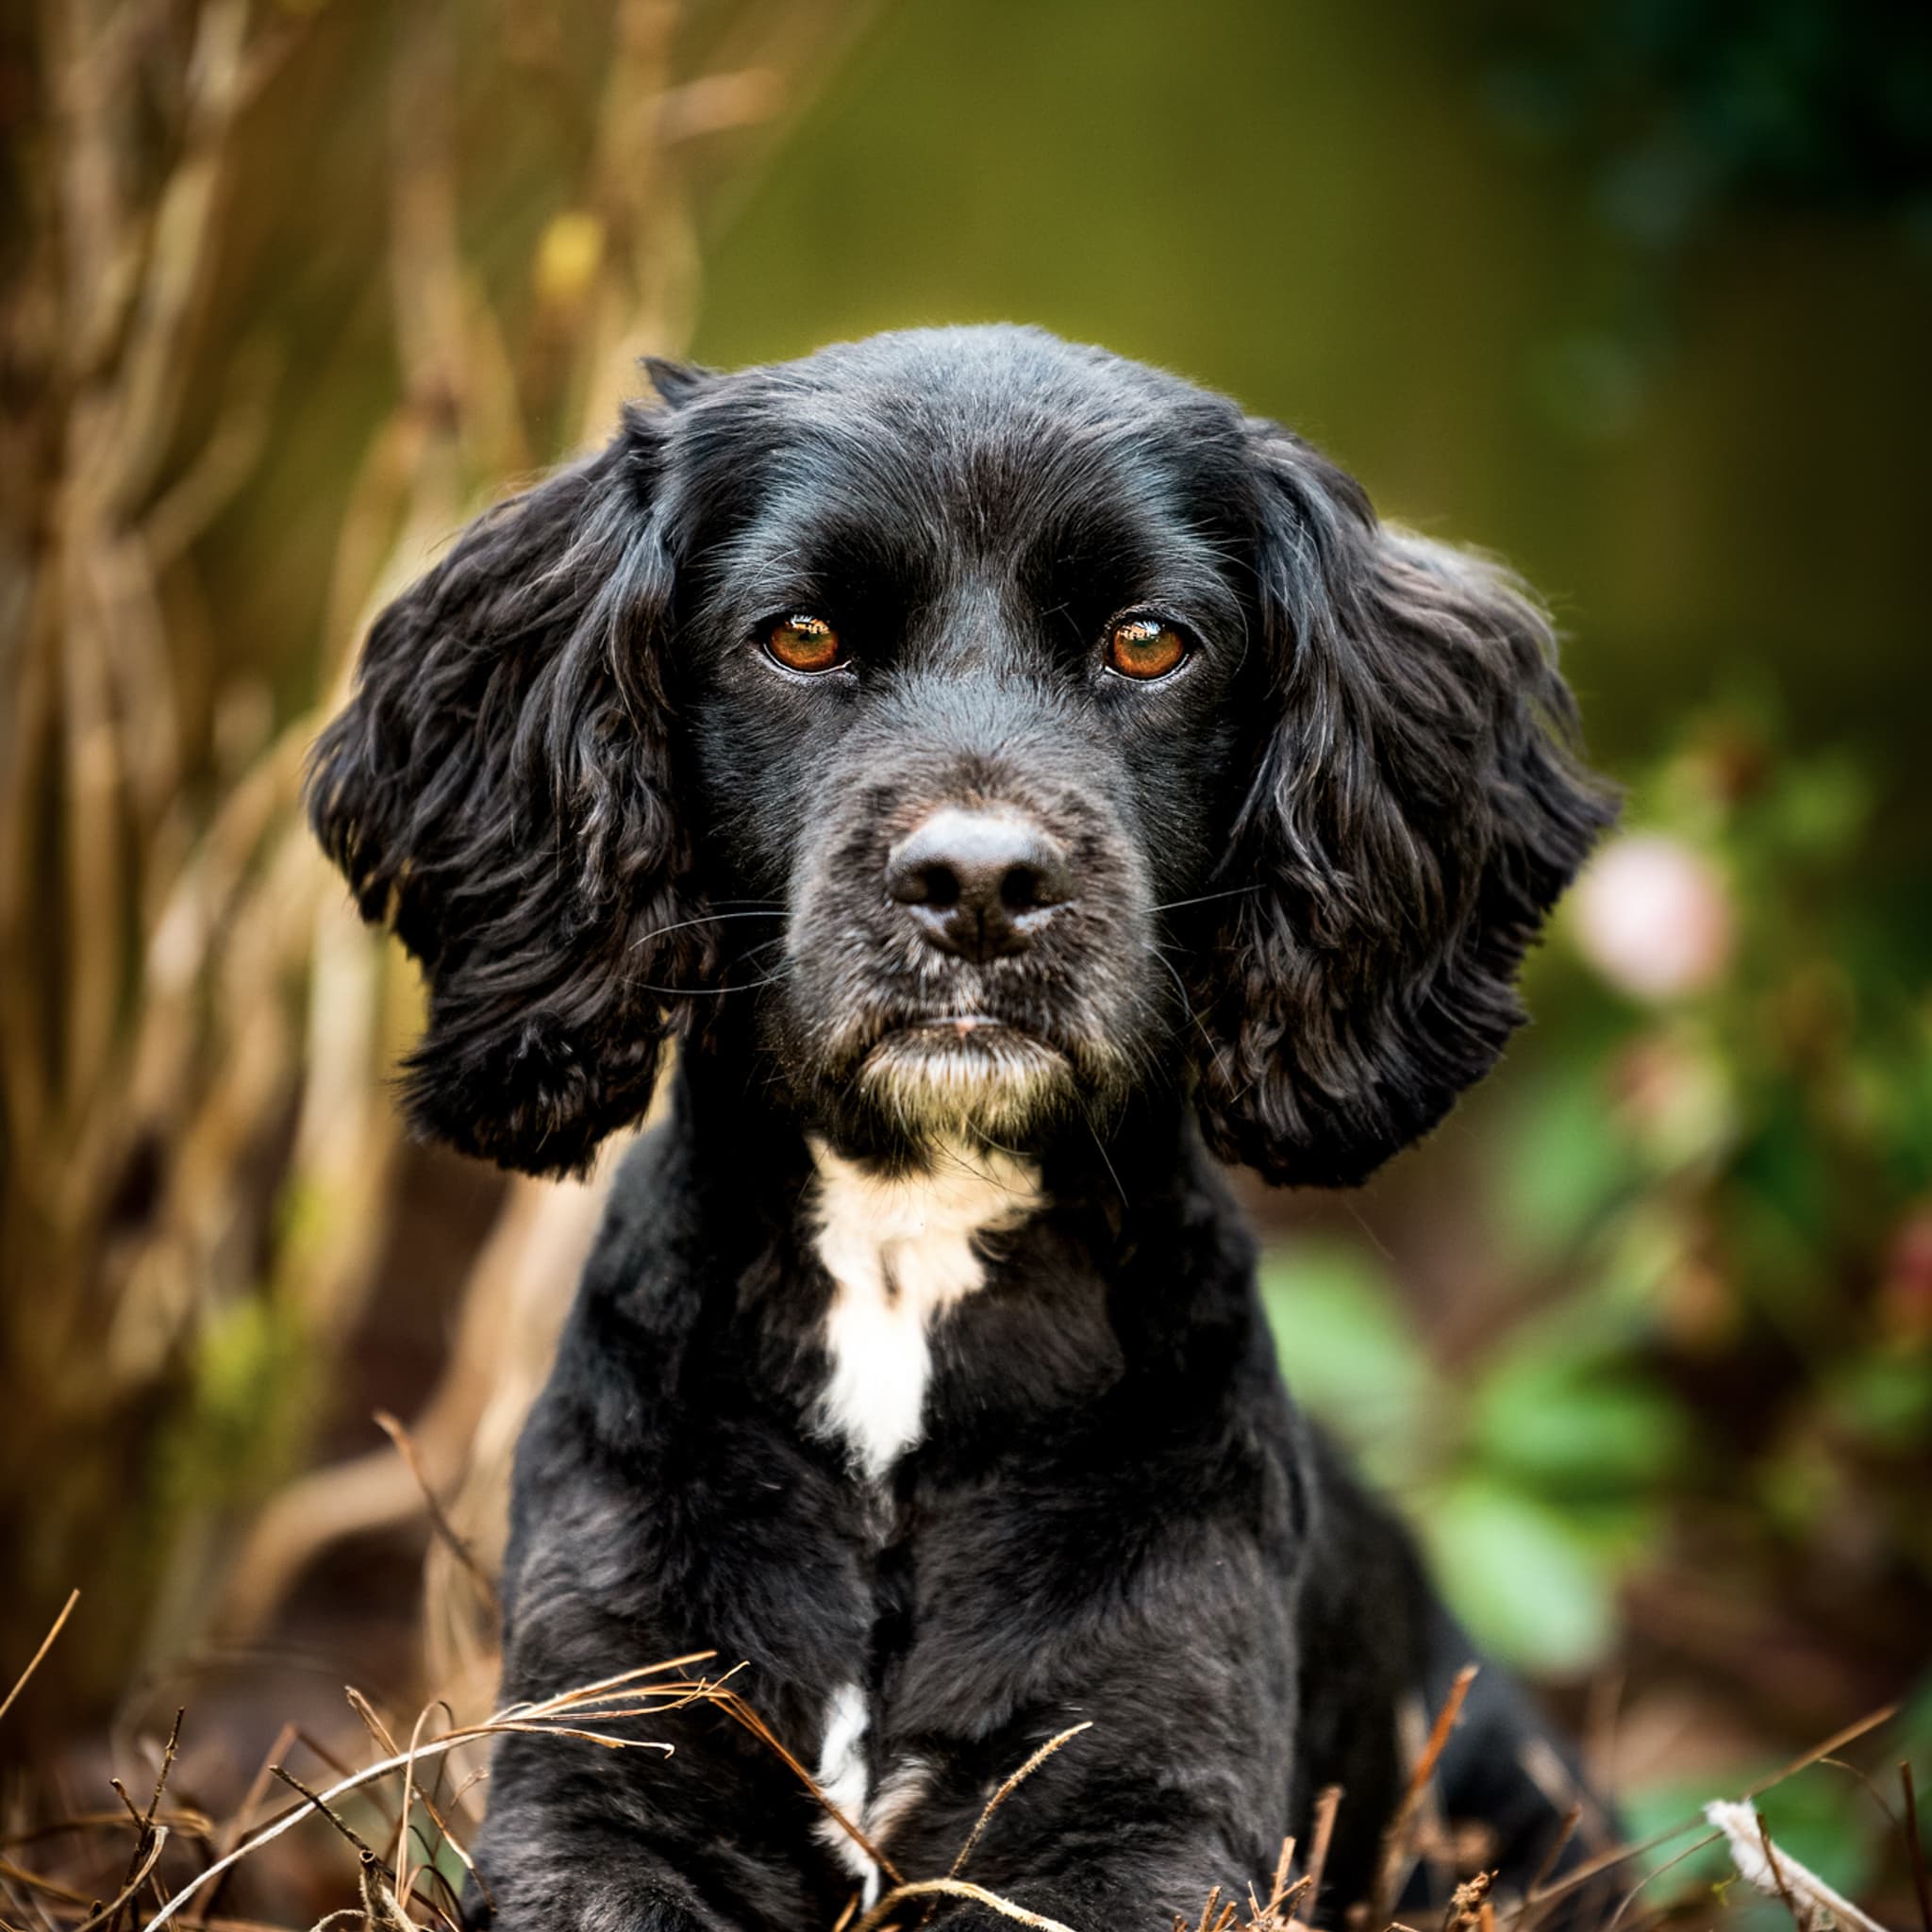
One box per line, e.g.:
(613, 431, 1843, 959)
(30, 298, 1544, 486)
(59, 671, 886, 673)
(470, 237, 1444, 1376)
(710, 492, 941, 611)
(1017, 507, 1249, 639)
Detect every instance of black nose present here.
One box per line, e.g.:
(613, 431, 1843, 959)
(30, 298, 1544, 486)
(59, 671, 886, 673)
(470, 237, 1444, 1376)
(884, 808, 1074, 962)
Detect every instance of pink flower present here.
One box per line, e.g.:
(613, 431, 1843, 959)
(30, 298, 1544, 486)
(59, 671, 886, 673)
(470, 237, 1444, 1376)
(1572, 834, 1733, 1000)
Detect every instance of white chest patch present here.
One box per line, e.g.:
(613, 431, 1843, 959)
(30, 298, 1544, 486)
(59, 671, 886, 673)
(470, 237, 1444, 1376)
(808, 1137, 1043, 1480)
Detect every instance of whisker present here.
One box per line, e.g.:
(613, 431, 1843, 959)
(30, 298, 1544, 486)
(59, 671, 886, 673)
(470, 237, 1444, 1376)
(1076, 1098, 1129, 1210)
(1148, 887, 1259, 915)
(628, 965, 792, 997)
(1142, 941, 1232, 1081)
(1342, 1199, 1400, 1268)
(966, 1125, 1034, 1168)
(629, 908, 788, 953)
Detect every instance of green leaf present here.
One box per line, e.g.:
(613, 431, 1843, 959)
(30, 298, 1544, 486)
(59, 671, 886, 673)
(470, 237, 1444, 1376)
(1824, 1345, 1932, 1449)
(1494, 1065, 1631, 1264)
(1470, 1348, 1688, 1495)
(1420, 1476, 1616, 1674)
(1258, 1241, 1433, 1481)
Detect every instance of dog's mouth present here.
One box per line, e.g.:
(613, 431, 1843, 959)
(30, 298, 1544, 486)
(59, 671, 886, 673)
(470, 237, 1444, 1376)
(864, 1013, 1070, 1072)
(899, 1013, 1050, 1043)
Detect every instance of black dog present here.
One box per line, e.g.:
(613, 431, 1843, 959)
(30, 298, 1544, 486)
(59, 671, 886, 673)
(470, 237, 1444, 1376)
(308, 325, 1619, 1931)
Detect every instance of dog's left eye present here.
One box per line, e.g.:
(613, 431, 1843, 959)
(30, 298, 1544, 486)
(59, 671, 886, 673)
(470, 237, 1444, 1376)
(765, 614, 844, 674)
(1104, 617, 1189, 681)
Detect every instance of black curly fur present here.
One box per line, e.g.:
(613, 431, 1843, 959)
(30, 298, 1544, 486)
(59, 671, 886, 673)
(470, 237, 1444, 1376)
(1194, 427, 1617, 1186)
(308, 419, 713, 1171)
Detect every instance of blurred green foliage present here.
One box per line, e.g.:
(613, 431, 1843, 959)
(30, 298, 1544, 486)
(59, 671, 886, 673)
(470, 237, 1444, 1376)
(1474, 0, 1932, 234)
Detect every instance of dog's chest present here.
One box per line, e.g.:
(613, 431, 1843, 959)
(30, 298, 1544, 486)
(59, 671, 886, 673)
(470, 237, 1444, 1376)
(801, 1141, 1046, 1904)
(806, 1137, 1043, 1480)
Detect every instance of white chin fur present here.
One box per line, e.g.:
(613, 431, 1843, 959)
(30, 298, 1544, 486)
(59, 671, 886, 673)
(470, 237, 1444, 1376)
(856, 1029, 1068, 1139)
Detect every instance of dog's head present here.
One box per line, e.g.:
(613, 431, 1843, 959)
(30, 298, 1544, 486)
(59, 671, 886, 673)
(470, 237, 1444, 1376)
(308, 325, 1614, 1182)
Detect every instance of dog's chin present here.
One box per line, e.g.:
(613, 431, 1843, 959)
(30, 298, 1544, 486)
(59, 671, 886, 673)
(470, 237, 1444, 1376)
(854, 1020, 1074, 1143)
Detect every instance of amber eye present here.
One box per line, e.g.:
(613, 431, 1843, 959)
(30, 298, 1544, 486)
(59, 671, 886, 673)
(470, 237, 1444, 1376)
(1104, 617, 1188, 680)
(766, 613, 843, 674)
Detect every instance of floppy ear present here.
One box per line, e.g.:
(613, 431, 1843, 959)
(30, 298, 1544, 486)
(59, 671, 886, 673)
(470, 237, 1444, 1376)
(306, 404, 710, 1175)
(1193, 425, 1618, 1188)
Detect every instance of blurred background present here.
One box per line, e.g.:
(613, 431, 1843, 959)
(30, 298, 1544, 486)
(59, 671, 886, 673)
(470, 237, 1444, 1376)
(3, 1, 1929, 1925)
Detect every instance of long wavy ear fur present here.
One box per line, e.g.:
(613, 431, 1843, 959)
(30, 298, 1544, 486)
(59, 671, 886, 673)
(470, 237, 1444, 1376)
(1195, 426, 1618, 1188)
(306, 407, 708, 1174)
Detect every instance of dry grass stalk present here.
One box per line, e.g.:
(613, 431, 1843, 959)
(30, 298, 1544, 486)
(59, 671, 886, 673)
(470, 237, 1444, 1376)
(357, 1851, 419, 1932)
(0, 1590, 79, 1728)
(1250, 1837, 1307, 1929)
(68, 1825, 170, 1932)
(856, 1877, 1079, 1932)
(1438, 1870, 1491, 1932)
(190, 1719, 301, 1926)
(937, 1723, 1093, 1902)
(342, 1690, 488, 1925)
(1368, 1668, 1477, 1926)
(265, 1769, 381, 1867)
(8, 1572, 1921, 1932)
(371, 1408, 497, 1624)
(1506, 1805, 1579, 1931)
(696, 1682, 902, 1886)
(135, 1656, 724, 1931)
(100, 1662, 1087, 1932)
(1512, 1702, 1902, 1929)
(103, 1707, 183, 1932)
(1303, 1785, 1342, 1918)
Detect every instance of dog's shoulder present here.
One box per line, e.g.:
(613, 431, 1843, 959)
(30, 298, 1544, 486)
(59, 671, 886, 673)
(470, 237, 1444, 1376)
(535, 1121, 708, 1430)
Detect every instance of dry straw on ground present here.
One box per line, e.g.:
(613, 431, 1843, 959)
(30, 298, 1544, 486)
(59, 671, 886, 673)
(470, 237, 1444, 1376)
(3, 1576, 1924, 1932)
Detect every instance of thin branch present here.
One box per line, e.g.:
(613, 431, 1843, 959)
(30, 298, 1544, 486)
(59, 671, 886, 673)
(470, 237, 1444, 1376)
(1373, 1666, 1477, 1924)
(1899, 1760, 1931, 1932)
(0, 1591, 79, 1726)
(372, 1410, 496, 1610)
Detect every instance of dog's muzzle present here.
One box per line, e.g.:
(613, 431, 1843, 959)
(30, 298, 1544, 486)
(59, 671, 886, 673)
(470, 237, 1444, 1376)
(774, 752, 1152, 1147)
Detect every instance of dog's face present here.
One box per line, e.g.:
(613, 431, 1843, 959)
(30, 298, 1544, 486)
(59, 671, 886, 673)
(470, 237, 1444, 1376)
(309, 326, 1613, 1180)
(670, 336, 1258, 1154)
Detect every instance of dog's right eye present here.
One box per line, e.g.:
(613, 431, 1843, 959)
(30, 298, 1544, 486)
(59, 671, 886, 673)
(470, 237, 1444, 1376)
(1104, 616, 1189, 681)
(764, 614, 844, 675)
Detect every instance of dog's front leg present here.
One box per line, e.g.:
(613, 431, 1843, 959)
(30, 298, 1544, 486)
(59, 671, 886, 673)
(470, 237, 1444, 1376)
(465, 1734, 745, 1932)
(468, 1317, 857, 1932)
(891, 1758, 1272, 1932)
(872, 1642, 1299, 1931)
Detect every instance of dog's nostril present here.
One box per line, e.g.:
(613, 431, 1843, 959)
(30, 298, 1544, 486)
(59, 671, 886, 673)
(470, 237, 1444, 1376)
(1000, 865, 1041, 912)
(920, 863, 962, 909)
